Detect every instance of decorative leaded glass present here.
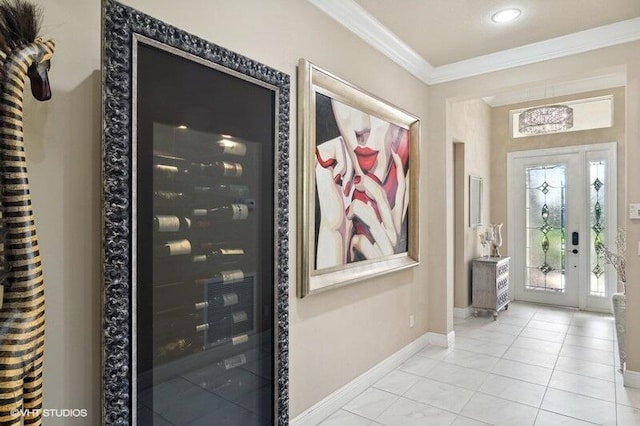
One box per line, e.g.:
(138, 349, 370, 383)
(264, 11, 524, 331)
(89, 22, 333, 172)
(525, 165, 566, 292)
(590, 161, 606, 297)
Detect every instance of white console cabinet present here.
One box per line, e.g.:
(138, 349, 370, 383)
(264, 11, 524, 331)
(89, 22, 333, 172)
(472, 256, 510, 320)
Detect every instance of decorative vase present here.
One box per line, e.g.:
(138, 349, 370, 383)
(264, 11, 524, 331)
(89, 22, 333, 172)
(491, 224, 503, 257)
(612, 292, 626, 369)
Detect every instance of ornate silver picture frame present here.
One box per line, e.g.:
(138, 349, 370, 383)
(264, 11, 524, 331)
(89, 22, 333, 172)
(102, 1, 290, 424)
(297, 59, 420, 297)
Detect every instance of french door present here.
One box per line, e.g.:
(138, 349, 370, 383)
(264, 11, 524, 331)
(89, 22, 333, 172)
(508, 143, 617, 312)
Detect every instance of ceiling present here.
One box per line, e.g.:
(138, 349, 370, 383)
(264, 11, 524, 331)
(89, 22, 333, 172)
(308, 0, 640, 85)
(353, 0, 640, 67)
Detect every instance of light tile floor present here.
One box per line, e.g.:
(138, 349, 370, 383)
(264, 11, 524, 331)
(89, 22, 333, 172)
(319, 302, 640, 426)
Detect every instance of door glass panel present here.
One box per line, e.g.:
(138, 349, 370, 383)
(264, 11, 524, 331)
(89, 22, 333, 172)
(590, 160, 607, 297)
(525, 165, 566, 292)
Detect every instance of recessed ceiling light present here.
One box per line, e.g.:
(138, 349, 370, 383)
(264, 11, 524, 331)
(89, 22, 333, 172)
(176, 125, 188, 130)
(491, 8, 521, 23)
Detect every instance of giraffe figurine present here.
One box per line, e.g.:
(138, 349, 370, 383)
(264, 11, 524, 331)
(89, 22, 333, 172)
(0, 1, 54, 424)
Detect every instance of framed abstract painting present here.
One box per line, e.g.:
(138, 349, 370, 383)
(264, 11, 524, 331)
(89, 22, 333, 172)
(297, 59, 420, 297)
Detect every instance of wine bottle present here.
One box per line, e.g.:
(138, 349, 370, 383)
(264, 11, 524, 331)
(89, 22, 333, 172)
(153, 311, 202, 339)
(154, 304, 188, 318)
(154, 239, 192, 257)
(194, 292, 239, 310)
(192, 248, 244, 264)
(215, 140, 247, 157)
(231, 334, 249, 346)
(155, 189, 249, 207)
(215, 161, 243, 177)
(154, 157, 243, 180)
(153, 335, 202, 364)
(191, 203, 249, 221)
(218, 353, 247, 370)
(154, 190, 189, 207)
(171, 132, 248, 157)
(153, 281, 198, 315)
(194, 184, 249, 197)
(153, 215, 192, 233)
(155, 161, 244, 178)
(195, 310, 249, 332)
(195, 269, 245, 286)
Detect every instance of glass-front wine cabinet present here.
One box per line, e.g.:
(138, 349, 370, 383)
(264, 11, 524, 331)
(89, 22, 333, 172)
(102, 2, 290, 424)
(136, 46, 276, 425)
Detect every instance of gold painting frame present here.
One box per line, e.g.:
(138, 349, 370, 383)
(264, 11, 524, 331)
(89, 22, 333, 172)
(297, 59, 420, 297)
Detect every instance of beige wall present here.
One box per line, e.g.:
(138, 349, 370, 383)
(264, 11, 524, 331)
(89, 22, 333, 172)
(625, 54, 640, 373)
(38, 0, 431, 422)
(451, 100, 493, 308)
(453, 143, 465, 308)
(26, 0, 102, 424)
(427, 41, 640, 372)
(491, 87, 626, 257)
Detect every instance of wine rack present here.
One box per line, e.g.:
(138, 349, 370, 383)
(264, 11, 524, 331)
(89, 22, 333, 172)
(138, 121, 274, 424)
(102, 19, 289, 425)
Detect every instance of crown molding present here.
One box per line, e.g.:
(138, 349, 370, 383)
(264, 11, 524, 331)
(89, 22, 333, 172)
(429, 17, 640, 84)
(482, 72, 627, 107)
(307, 0, 640, 86)
(306, 0, 433, 84)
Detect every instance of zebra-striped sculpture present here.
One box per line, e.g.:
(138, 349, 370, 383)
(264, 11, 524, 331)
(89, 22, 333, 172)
(0, 1, 54, 424)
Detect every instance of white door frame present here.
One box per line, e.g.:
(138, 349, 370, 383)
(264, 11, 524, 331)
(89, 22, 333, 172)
(507, 142, 617, 312)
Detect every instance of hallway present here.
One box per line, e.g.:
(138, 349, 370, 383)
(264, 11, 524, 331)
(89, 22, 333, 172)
(320, 302, 639, 425)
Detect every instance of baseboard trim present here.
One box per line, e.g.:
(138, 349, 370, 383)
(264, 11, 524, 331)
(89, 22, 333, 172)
(453, 306, 473, 319)
(291, 331, 438, 425)
(427, 330, 456, 348)
(624, 369, 640, 389)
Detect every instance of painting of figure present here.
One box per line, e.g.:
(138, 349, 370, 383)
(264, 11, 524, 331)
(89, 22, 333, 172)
(297, 59, 419, 297)
(314, 94, 410, 269)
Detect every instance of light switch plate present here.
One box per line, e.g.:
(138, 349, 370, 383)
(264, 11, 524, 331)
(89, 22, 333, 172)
(629, 203, 640, 219)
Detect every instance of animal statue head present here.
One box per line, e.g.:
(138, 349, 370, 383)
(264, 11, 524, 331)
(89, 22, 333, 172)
(0, 0, 54, 101)
(0, 1, 54, 292)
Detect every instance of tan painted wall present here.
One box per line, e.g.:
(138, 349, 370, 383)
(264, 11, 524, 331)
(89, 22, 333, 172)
(491, 87, 626, 257)
(453, 143, 465, 308)
(451, 100, 493, 308)
(24, 0, 102, 423)
(38, 0, 430, 422)
(427, 41, 640, 372)
(625, 56, 640, 373)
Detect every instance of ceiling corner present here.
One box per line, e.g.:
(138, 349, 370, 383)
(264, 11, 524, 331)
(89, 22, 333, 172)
(306, 0, 433, 84)
(307, 0, 640, 86)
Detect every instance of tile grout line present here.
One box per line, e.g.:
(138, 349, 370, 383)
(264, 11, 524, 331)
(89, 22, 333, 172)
(455, 304, 540, 425)
(517, 305, 548, 426)
(534, 307, 577, 425)
(359, 304, 617, 426)
(369, 353, 466, 424)
(367, 368, 473, 425)
(495, 305, 615, 423)
(480, 305, 617, 425)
